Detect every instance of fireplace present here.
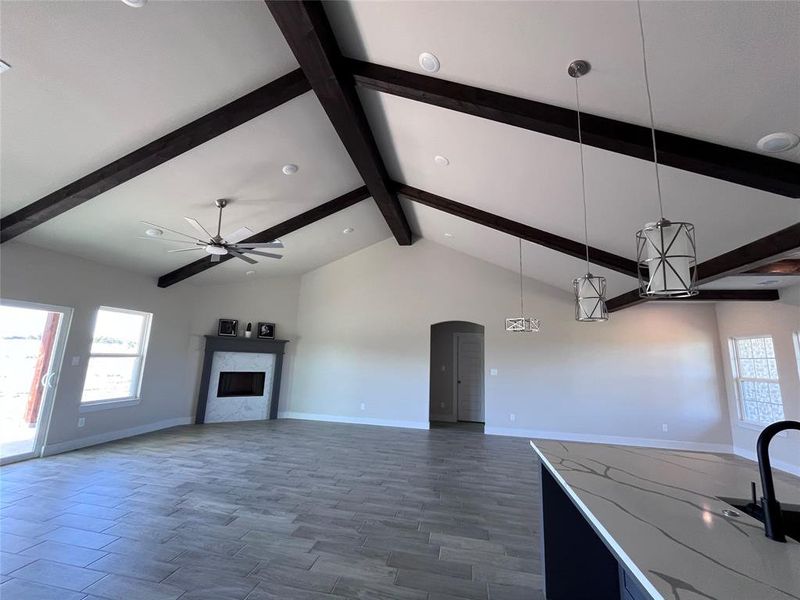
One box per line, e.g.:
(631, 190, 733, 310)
(195, 336, 288, 424)
(217, 371, 266, 398)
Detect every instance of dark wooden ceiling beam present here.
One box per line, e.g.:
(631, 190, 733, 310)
(1, 69, 311, 243)
(607, 289, 779, 312)
(157, 186, 370, 288)
(350, 60, 800, 198)
(743, 259, 800, 276)
(395, 183, 637, 277)
(606, 222, 800, 312)
(266, 2, 412, 245)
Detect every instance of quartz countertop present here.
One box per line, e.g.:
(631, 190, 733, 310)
(530, 440, 800, 600)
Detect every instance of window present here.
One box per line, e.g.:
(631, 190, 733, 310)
(81, 307, 152, 404)
(729, 335, 784, 426)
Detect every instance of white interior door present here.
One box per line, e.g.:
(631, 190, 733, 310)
(456, 333, 484, 422)
(0, 300, 72, 464)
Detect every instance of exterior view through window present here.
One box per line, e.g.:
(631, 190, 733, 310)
(729, 335, 784, 426)
(81, 307, 152, 403)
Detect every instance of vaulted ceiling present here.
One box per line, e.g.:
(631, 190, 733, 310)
(1, 1, 798, 298)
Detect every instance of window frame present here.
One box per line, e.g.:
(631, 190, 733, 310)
(728, 334, 784, 427)
(80, 306, 152, 410)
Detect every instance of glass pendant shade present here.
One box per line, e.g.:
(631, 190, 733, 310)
(636, 218, 698, 297)
(573, 274, 608, 321)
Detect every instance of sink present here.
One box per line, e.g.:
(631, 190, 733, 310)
(718, 497, 800, 543)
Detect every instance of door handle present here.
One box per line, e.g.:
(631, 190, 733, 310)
(45, 372, 58, 389)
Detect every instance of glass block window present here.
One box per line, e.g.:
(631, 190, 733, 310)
(730, 336, 784, 426)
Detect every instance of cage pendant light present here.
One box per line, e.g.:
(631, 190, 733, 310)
(568, 60, 608, 322)
(505, 238, 541, 333)
(634, 0, 698, 298)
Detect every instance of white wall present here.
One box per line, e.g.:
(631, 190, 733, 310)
(185, 275, 301, 417)
(0, 242, 194, 452)
(287, 238, 732, 448)
(715, 285, 800, 473)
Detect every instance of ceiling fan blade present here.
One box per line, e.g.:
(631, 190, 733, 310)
(184, 217, 213, 240)
(140, 221, 204, 243)
(167, 247, 204, 253)
(227, 248, 257, 264)
(136, 237, 199, 245)
(211, 254, 221, 263)
(243, 249, 283, 259)
(230, 240, 284, 249)
(223, 226, 254, 244)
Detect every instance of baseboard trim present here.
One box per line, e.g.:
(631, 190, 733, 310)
(42, 417, 192, 457)
(485, 426, 733, 454)
(278, 411, 429, 430)
(733, 446, 800, 477)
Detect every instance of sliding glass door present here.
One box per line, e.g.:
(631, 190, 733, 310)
(0, 300, 72, 464)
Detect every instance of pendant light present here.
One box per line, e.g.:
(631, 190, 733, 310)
(634, 0, 698, 298)
(505, 238, 541, 333)
(568, 60, 608, 322)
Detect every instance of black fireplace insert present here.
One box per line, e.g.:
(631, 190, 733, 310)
(217, 371, 266, 398)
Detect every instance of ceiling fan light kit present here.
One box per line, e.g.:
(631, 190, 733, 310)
(568, 59, 609, 323)
(633, 0, 698, 299)
(140, 199, 284, 265)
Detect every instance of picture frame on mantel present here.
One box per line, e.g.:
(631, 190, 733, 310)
(218, 319, 238, 337)
(257, 322, 275, 340)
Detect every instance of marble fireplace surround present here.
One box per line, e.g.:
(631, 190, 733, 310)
(195, 336, 288, 424)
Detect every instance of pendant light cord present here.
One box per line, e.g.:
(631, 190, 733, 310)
(518, 238, 524, 316)
(574, 78, 591, 275)
(636, 0, 665, 219)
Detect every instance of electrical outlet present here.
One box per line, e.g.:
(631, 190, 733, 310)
(662, 423, 668, 432)
(510, 413, 516, 422)
(71, 356, 80, 366)
(360, 403, 365, 411)
(441, 365, 446, 372)
(490, 368, 498, 376)
(440, 402, 445, 409)
(78, 417, 85, 428)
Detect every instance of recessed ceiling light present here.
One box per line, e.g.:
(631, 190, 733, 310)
(418, 52, 440, 73)
(246, 270, 256, 276)
(757, 132, 799, 153)
(0, 60, 10, 74)
(444, 232, 454, 238)
(144, 228, 163, 237)
(282, 164, 299, 175)
(434, 155, 449, 166)
(120, 0, 147, 7)
(342, 227, 354, 234)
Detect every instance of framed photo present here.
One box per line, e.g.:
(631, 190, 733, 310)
(257, 322, 275, 340)
(218, 319, 238, 337)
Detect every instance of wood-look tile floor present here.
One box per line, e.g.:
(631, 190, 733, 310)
(0, 420, 543, 600)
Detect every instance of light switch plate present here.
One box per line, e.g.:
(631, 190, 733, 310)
(78, 417, 86, 428)
(71, 356, 80, 366)
(490, 368, 498, 376)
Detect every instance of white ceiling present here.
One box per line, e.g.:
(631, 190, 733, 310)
(364, 90, 799, 264)
(326, 0, 800, 162)
(16, 92, 377, 278)
(2, 1, 798, 293)
(702, 275, 800, 291)
(1, 0, 298, 215)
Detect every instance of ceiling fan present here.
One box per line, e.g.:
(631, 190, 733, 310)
(139, 199, 283, 264)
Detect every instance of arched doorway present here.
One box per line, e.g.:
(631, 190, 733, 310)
(429, 321, 485, 427)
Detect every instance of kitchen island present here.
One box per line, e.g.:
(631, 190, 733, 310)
(531, 440, 800, 600)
